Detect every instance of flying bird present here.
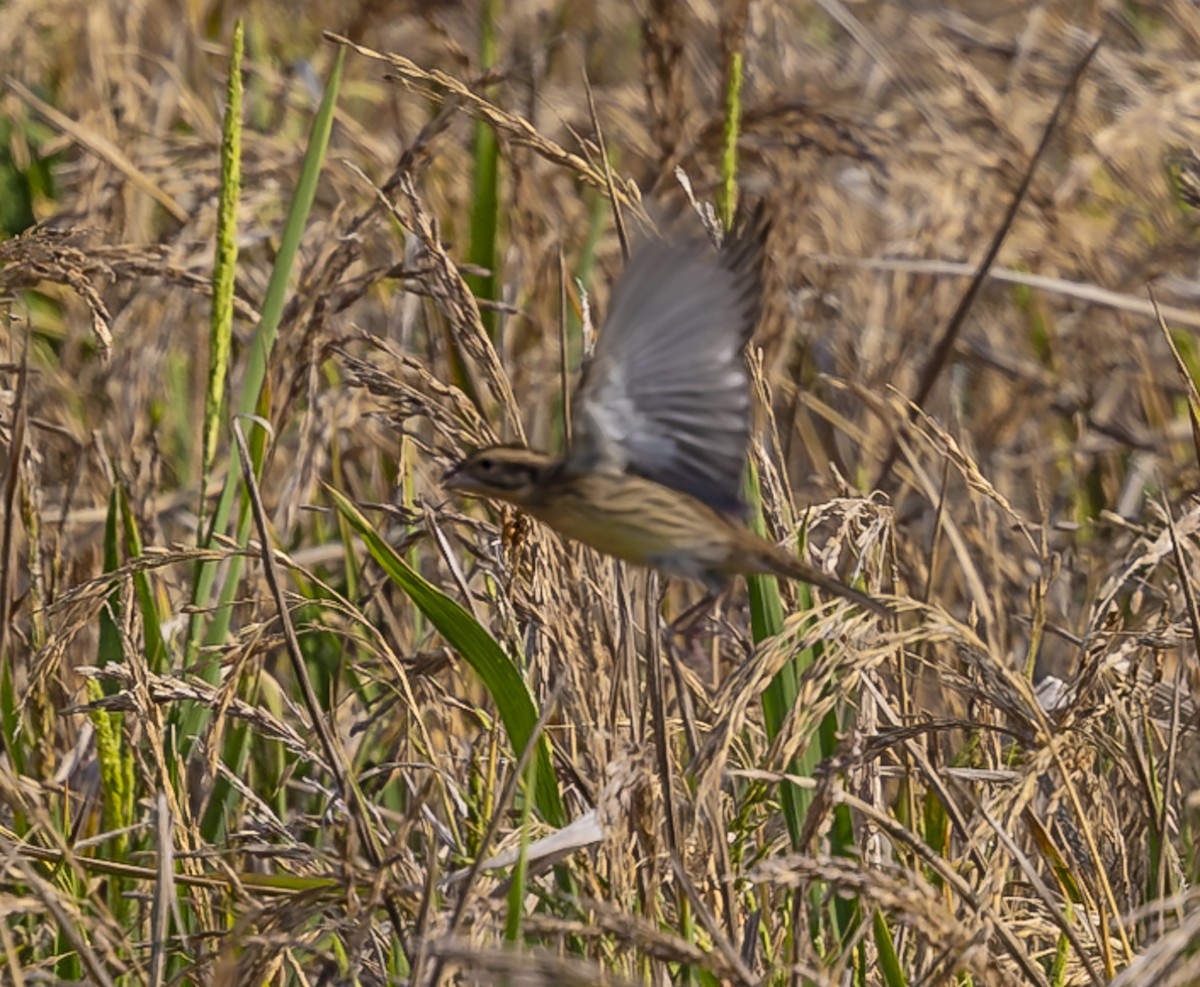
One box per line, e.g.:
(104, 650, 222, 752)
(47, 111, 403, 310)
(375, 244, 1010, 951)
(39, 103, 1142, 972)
(443, 205, 886, 616)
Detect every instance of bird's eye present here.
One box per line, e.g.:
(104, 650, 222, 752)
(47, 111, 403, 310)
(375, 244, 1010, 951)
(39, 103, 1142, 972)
(478, 457, 494, 471)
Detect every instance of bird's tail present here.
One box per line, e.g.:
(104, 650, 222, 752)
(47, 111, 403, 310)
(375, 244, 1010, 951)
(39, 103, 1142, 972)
(758, 541, 890, 616)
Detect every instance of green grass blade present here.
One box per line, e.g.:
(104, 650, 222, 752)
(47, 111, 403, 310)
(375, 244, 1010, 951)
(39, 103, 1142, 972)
(746, 460, 859, 950)
(0, 635, 18, 777)
(116, 485, 168, 674)
(465, 0, 500, 341)
(873, 908, 906, 986)
(327, 485, 565, 827)
(97, 487, 123, 679)
(745, 462, 809, 850)
(504, 754, 535, 942)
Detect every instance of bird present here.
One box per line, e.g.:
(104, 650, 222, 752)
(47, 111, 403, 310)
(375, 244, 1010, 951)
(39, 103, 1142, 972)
(442, 203, 887, 617)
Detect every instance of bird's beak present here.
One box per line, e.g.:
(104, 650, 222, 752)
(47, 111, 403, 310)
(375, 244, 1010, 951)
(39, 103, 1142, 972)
(441, 462, 472, 492)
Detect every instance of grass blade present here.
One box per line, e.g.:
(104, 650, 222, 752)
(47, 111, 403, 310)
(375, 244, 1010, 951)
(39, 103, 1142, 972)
(465, 0, 500, 341)
(327, 485, 565, 826)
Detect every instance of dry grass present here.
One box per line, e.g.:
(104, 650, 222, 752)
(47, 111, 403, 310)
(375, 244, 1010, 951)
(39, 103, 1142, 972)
(3, 1, 1200, 984)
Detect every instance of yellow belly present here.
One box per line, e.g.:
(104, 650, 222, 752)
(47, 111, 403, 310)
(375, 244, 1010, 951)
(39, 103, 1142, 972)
(524, 472, 736, 579)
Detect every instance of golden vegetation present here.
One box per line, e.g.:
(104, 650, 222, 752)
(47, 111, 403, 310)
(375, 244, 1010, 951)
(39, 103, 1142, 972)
(2, 1, 1200, 984)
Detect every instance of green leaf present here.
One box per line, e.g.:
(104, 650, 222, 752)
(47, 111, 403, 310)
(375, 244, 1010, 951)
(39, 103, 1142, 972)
(116, 485, 168, 673)
(327, 485, 565, 827)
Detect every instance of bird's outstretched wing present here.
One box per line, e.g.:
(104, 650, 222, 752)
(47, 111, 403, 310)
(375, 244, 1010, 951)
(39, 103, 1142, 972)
(568, 205, 769, 514)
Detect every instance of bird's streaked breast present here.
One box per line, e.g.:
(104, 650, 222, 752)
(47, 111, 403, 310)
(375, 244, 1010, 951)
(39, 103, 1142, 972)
(524, 472, 734, 577)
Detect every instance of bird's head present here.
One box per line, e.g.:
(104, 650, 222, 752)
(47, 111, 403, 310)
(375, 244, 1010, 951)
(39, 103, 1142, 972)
(441, 446, 559, 507)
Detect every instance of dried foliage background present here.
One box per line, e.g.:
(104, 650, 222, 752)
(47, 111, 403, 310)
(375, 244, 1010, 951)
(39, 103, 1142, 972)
(3, 1, 1200, 985)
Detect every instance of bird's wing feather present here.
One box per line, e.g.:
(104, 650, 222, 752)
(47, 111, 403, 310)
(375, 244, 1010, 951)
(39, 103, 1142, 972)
(569, 206, 768, 514)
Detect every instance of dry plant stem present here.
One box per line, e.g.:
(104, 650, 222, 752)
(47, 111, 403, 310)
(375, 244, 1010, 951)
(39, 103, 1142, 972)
(641, 0, 684, 166)
(1160, 488, 1200, 705)
(1142, 421, 1193, 945)
(395, 176, 525, 442)
(700, 790, 739, 954)
(644, 574, 680, 858)
(1016, 691, 1134, 971)
(668, 854, 755, 985)
(5, 850, 118, 987)
(874, 35, 1102, 488)
(1160, 658, 1186, 931)
(856, 675, 975, 852)
(230, 418, 409, 949)
(427, 681, 565, 987)
(2, 76, 188, 224)
(583, 66, 629, 262)
(408, 824, 441, 987)
(818, 255, 1200, 331)
(1157, 489, 1198, 926)
(323, 33, 644, 211)
(662, 631, 699, 762)
(558, 246, 572, 446)
(616, 566, 642, 748)
(923, 459, 951, 603)
(1152, 285, 1200, 444)
(0, 332, 28, 693)
(0, 819, 319, 894)
(1152, 294, 1200, 709)
(839, 792, 1052, 987)
(966, 789, 1105, 987)
(1108, 697, 1173, 928)
(149, 792, 174, 987)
